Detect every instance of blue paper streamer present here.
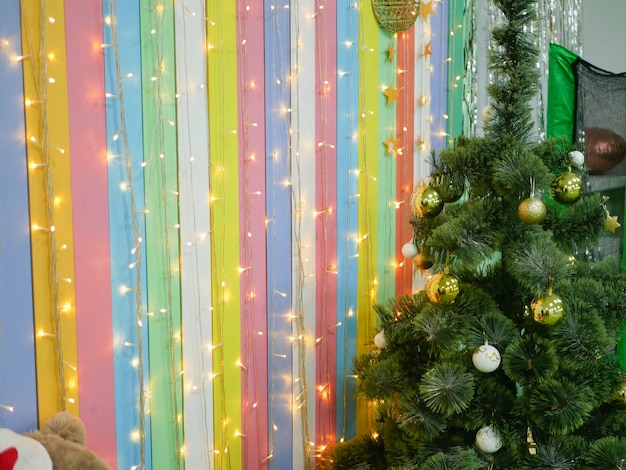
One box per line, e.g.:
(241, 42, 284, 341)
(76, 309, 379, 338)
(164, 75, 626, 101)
(264, 0, 293, 467)
(336, 1, 359, 442)
(103, 0, 152, 467)
(0, 0, 38, 433)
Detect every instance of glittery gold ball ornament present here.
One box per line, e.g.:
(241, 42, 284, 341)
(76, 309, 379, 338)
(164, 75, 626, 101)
(531, 291, 566, 326)
(425, 272, 460, 304)
(517, 196, 546, 224)
(551, 171, 583, 205)
(371, 0, 419, 33)
(410, 184, 444, 218)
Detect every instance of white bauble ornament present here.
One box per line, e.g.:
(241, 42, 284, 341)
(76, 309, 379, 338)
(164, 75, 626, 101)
(374, 331, 387, 349)
(569, 150, 585, 168)
(475, 425, 502, 454)
(472, 344, 501, 373)
(401, 242, 418, 259)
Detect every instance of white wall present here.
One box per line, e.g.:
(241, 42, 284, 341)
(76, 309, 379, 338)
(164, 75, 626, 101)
(582, 0, 626, 72)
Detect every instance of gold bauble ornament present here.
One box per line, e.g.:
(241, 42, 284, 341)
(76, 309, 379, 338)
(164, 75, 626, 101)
(531, 291, 565, 326)
(518, 196, 546, 224)
(412, 251, 434, 270)
(425, 272, 460, 304)
(435, 176, 465, 203)
(410, 184, 444, 218)
(550, 171, 583, 205)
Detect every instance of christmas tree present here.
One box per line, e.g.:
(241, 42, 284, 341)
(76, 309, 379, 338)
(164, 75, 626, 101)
(322, 0, 626, 468)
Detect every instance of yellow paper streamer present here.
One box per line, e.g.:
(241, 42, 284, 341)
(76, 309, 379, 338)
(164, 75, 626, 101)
(207, 2, 242, 468)
(356, 0, 380, 436)
(21, 0, 79, 424)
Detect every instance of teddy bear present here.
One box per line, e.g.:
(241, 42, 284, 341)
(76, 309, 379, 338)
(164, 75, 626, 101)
(0, 411, 111, 470)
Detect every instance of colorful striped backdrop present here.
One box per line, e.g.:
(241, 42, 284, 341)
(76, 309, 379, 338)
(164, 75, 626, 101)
(0, 1, 591, 469)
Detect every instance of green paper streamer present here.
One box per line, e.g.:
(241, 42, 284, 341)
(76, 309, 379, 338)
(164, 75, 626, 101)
(378, 27, 396, 302)
(546, 43, 579, 140)
(447, 0, 472, 141)
(140, 1, 184, 468)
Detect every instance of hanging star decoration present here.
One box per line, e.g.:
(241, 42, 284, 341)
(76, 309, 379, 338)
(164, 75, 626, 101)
(424, 41, 432, 56)
(604, 210, 621, 233)
(383, 83, 401, 104)
(387, 43, 395, 62)
(383, 134, 400, 155)
(419, 1, 435, 21)
(417, 95, 428, 107)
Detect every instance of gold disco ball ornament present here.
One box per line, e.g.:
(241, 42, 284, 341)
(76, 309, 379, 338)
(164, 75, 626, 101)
(518, 196, 546, 224)
(426, 272, 460, 304)
(372, 0, 420, 33)
(551, 171, 583, 205)
(531, 290, 566, 326)
(410, 184, 444, 218)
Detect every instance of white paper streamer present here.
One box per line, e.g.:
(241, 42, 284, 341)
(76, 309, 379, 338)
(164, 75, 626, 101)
(174, 1, 214, 467)
(290, 0, 316, 468)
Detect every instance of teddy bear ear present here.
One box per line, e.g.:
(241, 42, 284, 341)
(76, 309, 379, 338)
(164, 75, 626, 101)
(41, 412, 85, 446)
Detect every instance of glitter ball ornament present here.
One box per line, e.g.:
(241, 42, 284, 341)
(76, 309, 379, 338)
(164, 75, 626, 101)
(551, 171, 583, 205)
(371, 0, 419, 33)
(518, 196, 546, 224)
(374, 331, 387, 349)
(531, 291, 566, 326)
(410, 184, 444, 218)
(426, 272, 460, 304)
(472, 344, 501, 373)
(401, 242, 418, 259)
(475, 426, 502, 454)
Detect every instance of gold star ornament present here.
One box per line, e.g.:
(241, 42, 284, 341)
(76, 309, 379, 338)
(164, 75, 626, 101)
(383, 83, 401, 104)
(604, 210, 621, 233)
(424, 41, 432, 56)
(383, 134, 400, 155)
(419, 1, 435, 21)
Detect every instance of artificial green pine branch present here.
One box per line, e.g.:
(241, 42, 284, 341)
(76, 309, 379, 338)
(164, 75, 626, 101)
(486, 0, 539, 142)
